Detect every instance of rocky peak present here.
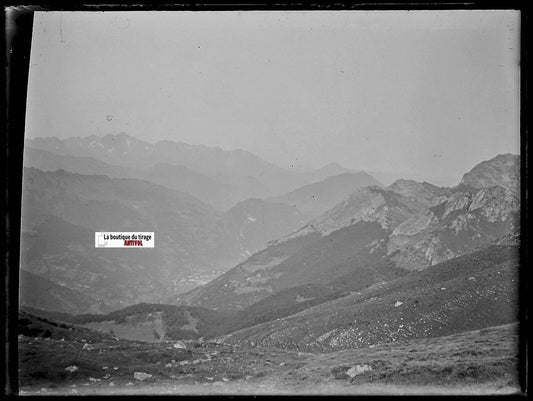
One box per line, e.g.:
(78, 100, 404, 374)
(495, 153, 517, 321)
(388, 179, 450, 212)
(468, 186, 519, 222)
(388, 179, 443, 196)
(313, 186, 413, 234)
(459, 153, 519, 193)
(441, 191, 474, 220)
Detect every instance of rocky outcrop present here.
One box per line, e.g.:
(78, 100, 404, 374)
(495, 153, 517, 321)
(387, 185, 519, 270)
(181, 153, 520, 312)
(387, 179, 450, 212)
(313, 186, 413, 234)
(460, 153, 519, 193)
(441, 191, 474, 219)
(468, 186, 519, 222)
(383, 154, 520, 271)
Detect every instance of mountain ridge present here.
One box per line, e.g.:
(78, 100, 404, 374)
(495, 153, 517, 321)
(27, 135, 374, 210)
(180, 153, 519, 313)
(270, 172, 383, 217)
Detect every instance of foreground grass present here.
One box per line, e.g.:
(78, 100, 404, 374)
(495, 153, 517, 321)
(18, 323, 521, 395)
(20, 381, 520, 396)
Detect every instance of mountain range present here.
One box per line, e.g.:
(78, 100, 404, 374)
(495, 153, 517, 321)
(25, 133, 305, 210)
(20, 133, 390, 313)
(21, 232, 519, 352)
(25, 134, 385, 212)
(19, 168, 312, 312)
(19, 133, 520, 357)
(179, 154, 519, 311)
(17, 137, 521, 393)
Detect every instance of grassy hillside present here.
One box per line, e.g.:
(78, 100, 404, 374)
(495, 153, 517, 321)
(19, 269, 108, 315)
(180, 221, 407, 312)
(18, 323, 521, 395)
(18, 310, 113, 342)
(220, 244, 519, 352)
(21, 303, 232, 342)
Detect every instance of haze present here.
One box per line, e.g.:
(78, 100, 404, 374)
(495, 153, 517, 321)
(25, 10, 520, 186)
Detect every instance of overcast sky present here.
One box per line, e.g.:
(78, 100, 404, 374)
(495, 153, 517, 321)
(25, 10, 520, 185)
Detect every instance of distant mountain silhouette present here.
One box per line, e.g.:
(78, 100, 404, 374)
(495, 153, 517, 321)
(270, 172, 383, 217)
(26, 134, 306, 207)
(299, 162, 357, 183)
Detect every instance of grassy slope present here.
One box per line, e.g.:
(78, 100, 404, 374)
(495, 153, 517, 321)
(18, 310, 113, 343)
(221, 244, 519, 352)
(181, 221, 406, 312)
(18, 323, 521, 395)
(21, 303, 232, 342)
(179, 231, 322, 310)
(19, 269, 106, 315)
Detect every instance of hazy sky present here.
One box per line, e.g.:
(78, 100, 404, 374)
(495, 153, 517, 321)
(25, 10, 520, 185)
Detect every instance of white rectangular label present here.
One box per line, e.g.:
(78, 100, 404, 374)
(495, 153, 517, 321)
(95, 232, 155, 248)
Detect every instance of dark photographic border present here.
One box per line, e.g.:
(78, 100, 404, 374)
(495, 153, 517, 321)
(3, 2, 529, 396)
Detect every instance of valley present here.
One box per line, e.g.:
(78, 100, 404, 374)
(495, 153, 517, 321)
(21, 235, 519, 350)
(16, 133, 523, 395)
